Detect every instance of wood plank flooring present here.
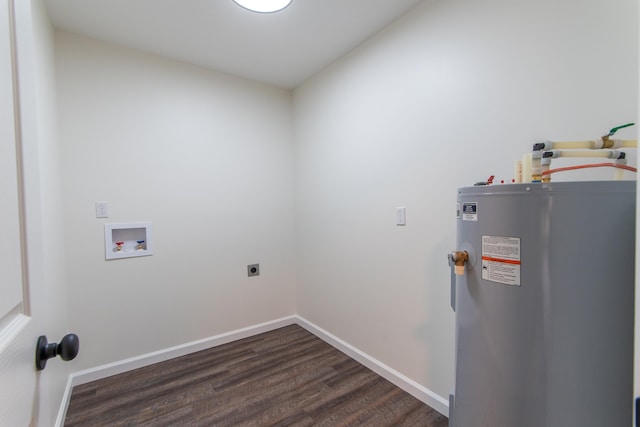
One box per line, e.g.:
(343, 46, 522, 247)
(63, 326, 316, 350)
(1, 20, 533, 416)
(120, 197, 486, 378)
(64, 325, 448, 426)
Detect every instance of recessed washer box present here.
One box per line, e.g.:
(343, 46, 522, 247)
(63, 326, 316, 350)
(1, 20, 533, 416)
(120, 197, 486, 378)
(104, 222, 153, 260)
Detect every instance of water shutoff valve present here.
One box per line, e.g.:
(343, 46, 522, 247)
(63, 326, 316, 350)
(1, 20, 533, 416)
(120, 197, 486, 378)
(449, 251, 469, 275)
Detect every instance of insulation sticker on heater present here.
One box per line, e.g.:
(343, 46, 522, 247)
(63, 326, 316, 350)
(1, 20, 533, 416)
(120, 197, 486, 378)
(462, 202, 477, 221)
(481, 235, 521, 286)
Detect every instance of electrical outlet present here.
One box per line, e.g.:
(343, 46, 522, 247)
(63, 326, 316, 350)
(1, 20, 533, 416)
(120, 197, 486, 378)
(247, 264, 260, 277)
(95, 201, 109, 218)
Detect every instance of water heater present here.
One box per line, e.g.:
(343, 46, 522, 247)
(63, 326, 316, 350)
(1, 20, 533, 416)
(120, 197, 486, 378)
(449, 181, 635, 427)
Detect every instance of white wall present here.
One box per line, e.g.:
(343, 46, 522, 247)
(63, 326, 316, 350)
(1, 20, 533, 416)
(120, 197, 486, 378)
(55, 32, 297, 370)
(294, 0, 638, 400)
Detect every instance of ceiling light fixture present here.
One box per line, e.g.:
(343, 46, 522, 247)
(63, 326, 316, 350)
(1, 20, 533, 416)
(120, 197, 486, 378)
(232, 0, 293, 13)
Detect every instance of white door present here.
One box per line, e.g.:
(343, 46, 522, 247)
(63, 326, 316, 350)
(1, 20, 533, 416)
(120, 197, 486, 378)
(0, 0, 49, 424)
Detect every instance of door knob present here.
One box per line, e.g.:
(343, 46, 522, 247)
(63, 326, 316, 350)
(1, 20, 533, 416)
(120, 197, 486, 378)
(35, 333, 79, 371)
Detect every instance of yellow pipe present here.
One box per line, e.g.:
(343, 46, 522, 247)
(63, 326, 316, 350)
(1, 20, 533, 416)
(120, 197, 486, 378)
(620, 139, 637, 148)
(545, 139, 637, 149)
(551, 140, 600, 149)
(546, 149, 623, 159)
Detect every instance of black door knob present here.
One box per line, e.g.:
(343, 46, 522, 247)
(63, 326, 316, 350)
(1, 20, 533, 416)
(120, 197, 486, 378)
(36, 333, 79, 371)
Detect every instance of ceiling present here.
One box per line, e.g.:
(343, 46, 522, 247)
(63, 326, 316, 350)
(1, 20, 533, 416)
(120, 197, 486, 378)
(44, 0, 424, 89)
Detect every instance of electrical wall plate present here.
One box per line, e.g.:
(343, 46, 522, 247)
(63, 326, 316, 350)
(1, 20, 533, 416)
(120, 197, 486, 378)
(95, 201, 109, 218)
(396, 206, 406, 225)
(247, 264, 260, 277)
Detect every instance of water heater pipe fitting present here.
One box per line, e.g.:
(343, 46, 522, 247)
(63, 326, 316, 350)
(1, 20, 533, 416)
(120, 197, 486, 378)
(451, 251, 469, 275)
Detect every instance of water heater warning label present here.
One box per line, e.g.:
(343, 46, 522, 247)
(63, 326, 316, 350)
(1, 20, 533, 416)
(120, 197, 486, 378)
(481, 235, 521, 286)
(462, 202, 477, 221)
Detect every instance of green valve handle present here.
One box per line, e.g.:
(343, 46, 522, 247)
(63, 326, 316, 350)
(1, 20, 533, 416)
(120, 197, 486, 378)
(606, 123, 635, 137)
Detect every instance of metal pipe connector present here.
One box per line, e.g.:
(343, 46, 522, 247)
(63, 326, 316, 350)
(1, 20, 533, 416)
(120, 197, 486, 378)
(450, 251, 469, 276)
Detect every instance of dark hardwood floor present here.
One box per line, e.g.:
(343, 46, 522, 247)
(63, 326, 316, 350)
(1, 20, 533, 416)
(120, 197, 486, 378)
(64, 324, 448, 426)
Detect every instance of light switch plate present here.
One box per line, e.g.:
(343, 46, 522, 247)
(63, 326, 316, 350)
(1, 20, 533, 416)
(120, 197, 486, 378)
(396, 207, 406, 226)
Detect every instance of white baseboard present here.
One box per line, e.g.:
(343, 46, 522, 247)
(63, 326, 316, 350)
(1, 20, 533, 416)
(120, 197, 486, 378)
(55, 375, 74, 427)
(294, 316, 449, 416)
(67, 316, 298, 387)
(56, 314, 448, 425)
(55, 316, 297, 426)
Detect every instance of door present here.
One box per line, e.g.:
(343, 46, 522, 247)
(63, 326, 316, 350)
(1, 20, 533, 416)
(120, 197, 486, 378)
(0, 0, 48, 424)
